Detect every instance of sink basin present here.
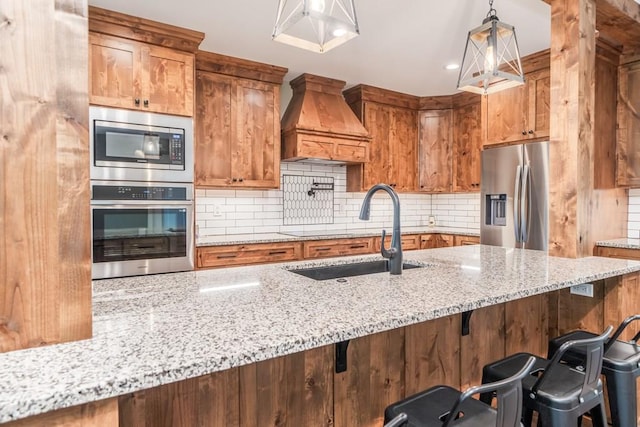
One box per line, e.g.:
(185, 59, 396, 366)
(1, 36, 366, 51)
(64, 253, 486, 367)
(289, 260, 423, 281)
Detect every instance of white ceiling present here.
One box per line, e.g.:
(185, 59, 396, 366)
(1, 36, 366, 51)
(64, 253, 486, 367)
(88, 0, 551, 97)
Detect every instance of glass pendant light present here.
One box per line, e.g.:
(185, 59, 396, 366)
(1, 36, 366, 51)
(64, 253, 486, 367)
(272, 0, 360, 53)
(457, 0, 524, 94)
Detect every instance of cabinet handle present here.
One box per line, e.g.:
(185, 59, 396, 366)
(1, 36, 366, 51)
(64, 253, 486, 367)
(390, 183, 397, 188)
(350, 244, 366, 249)
(232, 178, 237, 182)
(268, 250, 287, 255)
(528, 130, 534, 134)
(134, 98, 140, 106)
(216, 254, 237, 259)
(239, 177, 244, 182)
(143, 99, 149, 107)
(522, 130, 527, 135)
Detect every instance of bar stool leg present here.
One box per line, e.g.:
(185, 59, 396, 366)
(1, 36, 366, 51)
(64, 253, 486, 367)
(539, 408, 579, 427)
(606, 370, 638, 427)
(589, 403, 607, 427)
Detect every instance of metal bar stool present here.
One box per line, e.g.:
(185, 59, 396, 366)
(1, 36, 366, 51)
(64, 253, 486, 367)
(479, 326, 613, 427)
(383, 356, 536, 427)
(547, 315, 640, 427)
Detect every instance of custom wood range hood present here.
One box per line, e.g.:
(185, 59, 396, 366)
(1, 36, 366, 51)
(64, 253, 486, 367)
(281, 73, 371, 164)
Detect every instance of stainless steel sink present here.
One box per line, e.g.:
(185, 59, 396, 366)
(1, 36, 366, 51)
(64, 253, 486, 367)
(289, 260, 423, 281)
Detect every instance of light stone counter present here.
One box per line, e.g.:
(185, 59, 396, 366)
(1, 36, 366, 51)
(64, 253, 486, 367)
(596, 238, 640, 250)
(196, 226, 479, 247)
(1, 245, 639, 423)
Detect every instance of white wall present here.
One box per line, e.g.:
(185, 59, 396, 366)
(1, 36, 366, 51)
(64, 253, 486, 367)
(195, 162, 481, 237)
(628, 189, 640, 239)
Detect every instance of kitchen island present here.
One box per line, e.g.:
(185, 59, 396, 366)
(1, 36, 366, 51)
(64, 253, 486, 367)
(2, 245, 640, 425)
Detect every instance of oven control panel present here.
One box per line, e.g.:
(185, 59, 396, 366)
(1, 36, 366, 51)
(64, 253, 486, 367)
(92, 185, 188, 201)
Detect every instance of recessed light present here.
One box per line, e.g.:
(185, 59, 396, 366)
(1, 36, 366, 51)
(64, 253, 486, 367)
(445, 63, 460, 70)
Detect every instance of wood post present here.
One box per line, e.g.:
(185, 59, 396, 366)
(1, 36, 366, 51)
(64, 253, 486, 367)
(0, 0, 91, 352)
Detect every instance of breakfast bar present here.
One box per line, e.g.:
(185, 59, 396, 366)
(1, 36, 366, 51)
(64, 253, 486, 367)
(2, 245, 639, 425)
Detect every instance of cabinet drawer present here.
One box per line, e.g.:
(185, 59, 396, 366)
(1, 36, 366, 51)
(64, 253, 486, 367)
(454, 235, 480, 246)
(374, 234, 421, 252)
(197, 242, 302, 269)
(595, 246, 640, 260)
(303, 238, 375, 259)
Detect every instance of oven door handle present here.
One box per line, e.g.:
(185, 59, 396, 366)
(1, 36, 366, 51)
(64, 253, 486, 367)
(90, 200, 192, 206)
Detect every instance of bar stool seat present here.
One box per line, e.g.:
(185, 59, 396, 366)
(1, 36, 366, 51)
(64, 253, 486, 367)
(548, 315, 640, 427)
(479, 326, 613, 427)
(384, 357, 536, 427)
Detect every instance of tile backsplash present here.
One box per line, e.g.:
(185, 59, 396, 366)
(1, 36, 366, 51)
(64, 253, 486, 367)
(628, 188, 640, 239)
(195, 162, 482, 237)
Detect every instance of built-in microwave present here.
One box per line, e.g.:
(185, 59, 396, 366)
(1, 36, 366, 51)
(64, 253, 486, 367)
(89, 106, 193, 183)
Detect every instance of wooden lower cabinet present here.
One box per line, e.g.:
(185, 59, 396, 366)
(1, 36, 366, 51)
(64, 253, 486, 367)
(374, 234, 421, 252)
(5, 399, 118, 427)
(505, 294, 549, 357)
(303, 238, 374, 259)
(453, 235, 480, 246)
(595, 245, 640, 260)
(197, 242, 302, 268)
(420, 233, 454, 249)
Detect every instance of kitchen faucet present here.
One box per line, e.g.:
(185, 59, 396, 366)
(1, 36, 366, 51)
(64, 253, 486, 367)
(359, 183, 403, 274)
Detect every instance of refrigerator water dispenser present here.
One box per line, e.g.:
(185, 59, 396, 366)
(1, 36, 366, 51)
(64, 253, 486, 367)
(486, 194, 507, 226)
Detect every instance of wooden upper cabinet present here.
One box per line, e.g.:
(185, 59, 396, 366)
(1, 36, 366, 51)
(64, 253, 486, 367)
(344, 85, 419, 192)
(89, 32, 197, 116)
(418, 109, 453, 193)
(194, 51, 287, 189)
(483, 67, 550, 147)
(88, 7, 204, 116)
(617, 60, 640, 187)
(452, 100, 482, 192)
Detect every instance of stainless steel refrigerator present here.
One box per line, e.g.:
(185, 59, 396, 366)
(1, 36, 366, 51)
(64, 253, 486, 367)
(480, 141, 549, 250)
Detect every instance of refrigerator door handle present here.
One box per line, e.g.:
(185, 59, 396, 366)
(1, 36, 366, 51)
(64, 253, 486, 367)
(520, 165, 531, 243)
(514, 165, 522, 243)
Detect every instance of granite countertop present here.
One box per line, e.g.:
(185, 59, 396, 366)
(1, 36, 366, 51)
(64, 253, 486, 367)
(595, 238, 640, 250)
(1, 245, 640, 423)
(196, 226, 479, 247)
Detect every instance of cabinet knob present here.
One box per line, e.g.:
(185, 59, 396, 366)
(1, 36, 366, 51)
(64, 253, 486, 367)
(522, 130, 527, 135)
(238, 177, 244, 182)
(135, 98, 140, 106)
(143, 99, 149, 107)
(232, 178, 237, 182)
(528, 130, 534, 134)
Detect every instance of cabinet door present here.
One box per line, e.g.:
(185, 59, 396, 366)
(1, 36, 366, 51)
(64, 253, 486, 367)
(452, 102, 481, 192)
(617, 61, 640, 187)
(485, 83, 528, 146)
(437, 234, 454, 248)
(362, 103, 392, 189)
(389, 107, 418, 191)
(420, 234, 438, 249)
(195, 71, 234, 187)
(418, 110, 452, 192)
(144, 45, 194, 116)
(89, 33, 141, 109)
(233, 79, 279, 188)
(526, 68, 550, 140)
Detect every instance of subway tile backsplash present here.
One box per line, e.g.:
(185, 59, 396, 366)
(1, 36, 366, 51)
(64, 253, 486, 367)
(195, 162, 481, 237)
(628, 188, 640, 239)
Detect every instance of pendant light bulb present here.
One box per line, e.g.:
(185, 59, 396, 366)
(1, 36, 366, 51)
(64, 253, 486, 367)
(309, 0, 325, 12)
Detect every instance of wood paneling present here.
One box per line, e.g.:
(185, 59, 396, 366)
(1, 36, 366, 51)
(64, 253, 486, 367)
(239, 347, 333, 427)
(557, 280, 605, 334)
(505, 295, 549, 357)
(197, 242, 303, 269)
(452, 101, 482, 192)
(460, 304, 505, 389)
(593, 0, 640, 49)
(617, 60, 640, 187)
(6, 399, 118, 427)
(594, 44, 620, 189)
(418, 110, 452, 192)
(405, 315, 461, 394)
(195, 67, 283, 188)
(1, 0, 91, 352)
(88, 6, 204, 53)
(334, 329, 405, 427)
(119, 369, 239, 427)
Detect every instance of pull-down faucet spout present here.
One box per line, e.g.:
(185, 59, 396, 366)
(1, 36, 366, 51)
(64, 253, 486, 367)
(359, 184, 403, 275)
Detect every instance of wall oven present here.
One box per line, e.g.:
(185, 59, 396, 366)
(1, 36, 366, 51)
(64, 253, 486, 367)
(91, 181, 194, 279)
(89, 106, 193, 183)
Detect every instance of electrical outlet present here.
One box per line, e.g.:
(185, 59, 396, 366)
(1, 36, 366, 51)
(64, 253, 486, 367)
(570, 283, 594, 297)
(213, 205, 223, 217)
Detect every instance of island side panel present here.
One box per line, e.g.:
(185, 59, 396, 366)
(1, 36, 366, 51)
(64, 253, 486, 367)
(505, 294, 549, 357)
(405, 314, 461, 395)
(5, 399, 117, 427)
(557, 279, 605, 334)
(334, 329, 405, 427)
